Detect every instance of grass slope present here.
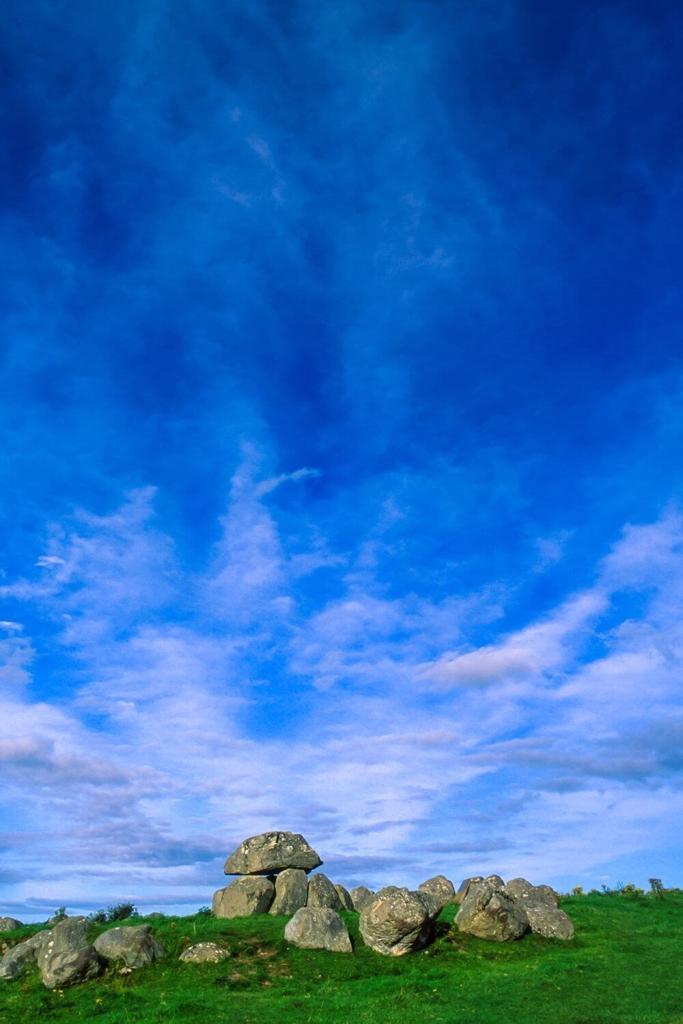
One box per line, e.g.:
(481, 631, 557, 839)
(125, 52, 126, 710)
(1, 894, 682, 1024)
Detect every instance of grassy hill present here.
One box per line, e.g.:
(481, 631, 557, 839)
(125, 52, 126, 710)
(1, 892, 682, 1024)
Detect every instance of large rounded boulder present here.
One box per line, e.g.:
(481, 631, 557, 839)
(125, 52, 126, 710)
(359, 887, 435, 956)
(94, 925, 165, 968)
(284, 907, 352, 953)
(212, 876, 274, 917)
(418, 875, 455, 914)
(224, 832, 322, 875)
(503, 878, 573, 939)
(455, 879, 528, 942)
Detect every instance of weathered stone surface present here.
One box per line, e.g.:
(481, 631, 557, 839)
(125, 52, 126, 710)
(350, 886, 375, 912)
(180, 942, 231, 963)
(41, 946, 102, 989)
(524, 904, 574, 940)
(455, 876, 484, 903)
(0, 918, 23, 932)
(212, 876, 274, 917)
(224, 832, 322, 875)
(0, 931, 51, 981)
(284, 908, 352, 953)
(455, 880, 528, 942)
(504, 878, 560, 907)
(359, 888, 434, 956)
(418, 875, 456, 914)
(334, 884, 354, 911)
(269, 868, 309, 915)
(307, 873, 343, 911)
(94, 925, 165, 968)
(38, 917, 103, 988)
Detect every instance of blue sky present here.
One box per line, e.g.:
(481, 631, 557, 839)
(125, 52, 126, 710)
(1, 0, 682, 918)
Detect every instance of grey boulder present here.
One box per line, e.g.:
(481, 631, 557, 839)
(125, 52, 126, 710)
(504, 877, 560, 907)
(284, 907, 352, 953)
(334, 884, 354, 911)
(269, 868, 309, 915)
(213, 876, 274, 917)
(94, 925, 165, 968)
(224, 831, 322, 875)
(180, 942, 231, 963)
(0, 931, 51, 981)
(455, 880, 528, 942)
(359, 887, 434, 956)
(455, 876, 484, 903)
(350, 886, 375, 912)
(0, 918, 23, 932)
(307, 873, 343, 911)
(418, 875, 456, 914)
(38, 917, 103, 989)
(524, 903, 574, 940)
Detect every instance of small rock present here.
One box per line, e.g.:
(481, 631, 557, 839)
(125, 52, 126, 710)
(284, 907, 352, 952)
(213, 876, 274, 917)
(180, 941, 231, 963)
(334, 884, 354, 911)
(224, 832, 322, 875)
(269, 868, 308, 915)
(307, 873, 343, 911)
(0, 918, 23, 932)
(350, 886, 375, 912)
(94, 925, 165, 968)
(359, 888, 434, 956)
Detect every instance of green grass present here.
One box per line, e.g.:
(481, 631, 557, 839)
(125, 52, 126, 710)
(1, 894, 682, 1024)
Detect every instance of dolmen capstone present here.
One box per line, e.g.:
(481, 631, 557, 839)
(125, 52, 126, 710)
(455, 875, 574, 941)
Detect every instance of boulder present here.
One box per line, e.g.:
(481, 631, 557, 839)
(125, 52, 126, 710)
(359, 888, 434, 956)
(94, 925, 165, 968)
(41, 946, 103, 989)
(0, 931, 51, 981)
(307, 873, 343, 911)
(269, 868, 309, 915)
(334, 884, 354, 911)
(504, 878, 560, 907)
(350, 886, 375, 912)
(0, 918, 23, 932)
(455, 876, 484, 903)
(38, 917, 103, 989)
(523, 904, 574, 940)
(180, 942, 231, 963)
(212, 876, 274, 917)
(224, 832, 322, 875)
(455, 880, 528, 942)
(284, 908, 352, 953)
(418, 875, 455, 914)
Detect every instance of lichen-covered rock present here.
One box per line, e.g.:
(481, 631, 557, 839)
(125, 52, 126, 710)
(504, 877, 560, 907)
(41, 946, 103, 989)
(455, 880, 528, 942)
(334, 884, 354, 911)
(212, 876, 274, 917)
(0, 931, 51, 981)
(455, 876, 484, 903)
(179, 942, 231, 963)
(224, 832, 322, 875)
(284, 908, 352, 952)
(359, 888, 434, 956)
(94, 925, 165, 968)
(523, 903, 574, 940)
(350, 886, 375, 912)
(307, 873, 343, 911)
(269, 868, 309, 915)
(418, 875, 455, 914)
(0, 918, 23, 932)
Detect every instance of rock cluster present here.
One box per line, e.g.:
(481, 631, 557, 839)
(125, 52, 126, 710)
(455, 875, 574, 942)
